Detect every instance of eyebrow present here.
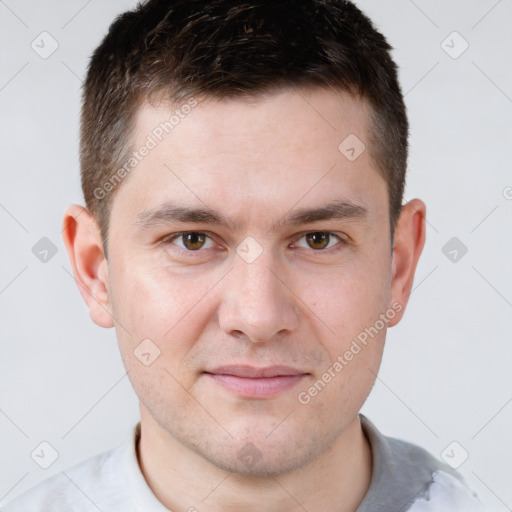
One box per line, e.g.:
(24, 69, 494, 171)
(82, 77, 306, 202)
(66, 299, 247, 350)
(135, 199, 368, 232)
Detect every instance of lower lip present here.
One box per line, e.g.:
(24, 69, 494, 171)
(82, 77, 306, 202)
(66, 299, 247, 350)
(205, 373, 306, 399)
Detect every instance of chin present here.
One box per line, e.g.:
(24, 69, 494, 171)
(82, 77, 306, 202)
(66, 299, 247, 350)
(194, 423, 336, 478)
(205, 444, 315, 477)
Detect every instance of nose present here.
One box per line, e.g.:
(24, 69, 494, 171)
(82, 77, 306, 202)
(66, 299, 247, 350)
(218, 248, 300, 343)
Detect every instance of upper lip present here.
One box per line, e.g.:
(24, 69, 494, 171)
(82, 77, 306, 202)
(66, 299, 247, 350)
(205, 366, 307, 378)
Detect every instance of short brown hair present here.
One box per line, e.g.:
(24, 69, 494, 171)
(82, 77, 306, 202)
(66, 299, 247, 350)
(80, 0, 408, 254)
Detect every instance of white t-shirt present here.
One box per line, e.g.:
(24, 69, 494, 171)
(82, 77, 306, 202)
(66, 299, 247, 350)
(1, 415, 484, 511)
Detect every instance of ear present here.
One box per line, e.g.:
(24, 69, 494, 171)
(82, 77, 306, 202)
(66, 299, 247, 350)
(62, 205, 114, 328)
(387, 198, 426, 327)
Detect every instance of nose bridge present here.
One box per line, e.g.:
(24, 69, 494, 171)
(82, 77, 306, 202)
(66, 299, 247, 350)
(239, 251, 279, 304)
(219, 245, 299, 342)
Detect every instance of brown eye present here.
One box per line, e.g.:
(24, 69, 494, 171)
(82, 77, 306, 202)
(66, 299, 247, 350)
(294, 232, 345, 252)
(162, 231, 214, 252)
(305, 232, 331, 250)
(181, 232, 206, 250)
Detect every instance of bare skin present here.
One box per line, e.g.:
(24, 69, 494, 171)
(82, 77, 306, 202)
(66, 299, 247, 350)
(63, 87, 426, 511)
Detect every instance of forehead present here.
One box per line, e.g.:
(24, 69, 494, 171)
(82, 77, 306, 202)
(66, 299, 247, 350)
(131, 87, 373, 159)
(109, 87, 386, 229)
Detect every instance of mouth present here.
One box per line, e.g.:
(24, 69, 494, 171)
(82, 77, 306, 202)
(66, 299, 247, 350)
(203, 365, 310, 399)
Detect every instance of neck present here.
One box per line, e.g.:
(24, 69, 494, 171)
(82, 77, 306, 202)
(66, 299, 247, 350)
(137, 411, 372, 512)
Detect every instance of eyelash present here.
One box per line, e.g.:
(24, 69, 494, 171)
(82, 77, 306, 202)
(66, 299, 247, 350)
(161, 231, 348, 255)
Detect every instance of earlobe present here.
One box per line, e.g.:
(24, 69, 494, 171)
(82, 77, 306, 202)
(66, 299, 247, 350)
(62, 205, 115, 328)
(388, 199, 426, 327)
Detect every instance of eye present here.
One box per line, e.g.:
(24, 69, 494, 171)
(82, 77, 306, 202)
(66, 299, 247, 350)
(164, 232, 215, 251)
(294, 231, 345, 251)
(162, 230, 346, 255)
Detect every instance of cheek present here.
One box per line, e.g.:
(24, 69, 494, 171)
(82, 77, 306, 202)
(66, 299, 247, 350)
(108, 257, 219, 362)
(298, 251, 392, 342)
(108, 264, 224, 412)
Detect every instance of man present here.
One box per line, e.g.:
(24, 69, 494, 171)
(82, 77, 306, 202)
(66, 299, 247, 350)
(2, 0, 484, 510)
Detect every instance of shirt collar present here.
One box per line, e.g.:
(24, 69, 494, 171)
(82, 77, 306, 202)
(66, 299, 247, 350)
(125, 416, 448, 511)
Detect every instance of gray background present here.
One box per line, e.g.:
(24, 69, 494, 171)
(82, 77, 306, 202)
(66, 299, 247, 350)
(1, 0, 511, 509)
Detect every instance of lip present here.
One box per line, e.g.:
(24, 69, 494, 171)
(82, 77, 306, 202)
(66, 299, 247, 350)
(203, 366, 309, 399)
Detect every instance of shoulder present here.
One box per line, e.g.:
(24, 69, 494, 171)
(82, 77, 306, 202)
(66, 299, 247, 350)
(1, 448, 118, 512)
(358, 415, 484, 512)
(0, 423, 167, 512)
(406, 470, 485, 512)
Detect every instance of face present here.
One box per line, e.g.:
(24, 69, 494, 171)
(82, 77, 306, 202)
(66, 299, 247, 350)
(103, 88, 398, 476)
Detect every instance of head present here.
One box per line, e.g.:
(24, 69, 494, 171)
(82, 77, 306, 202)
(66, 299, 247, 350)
(64, 0, 425, 476)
